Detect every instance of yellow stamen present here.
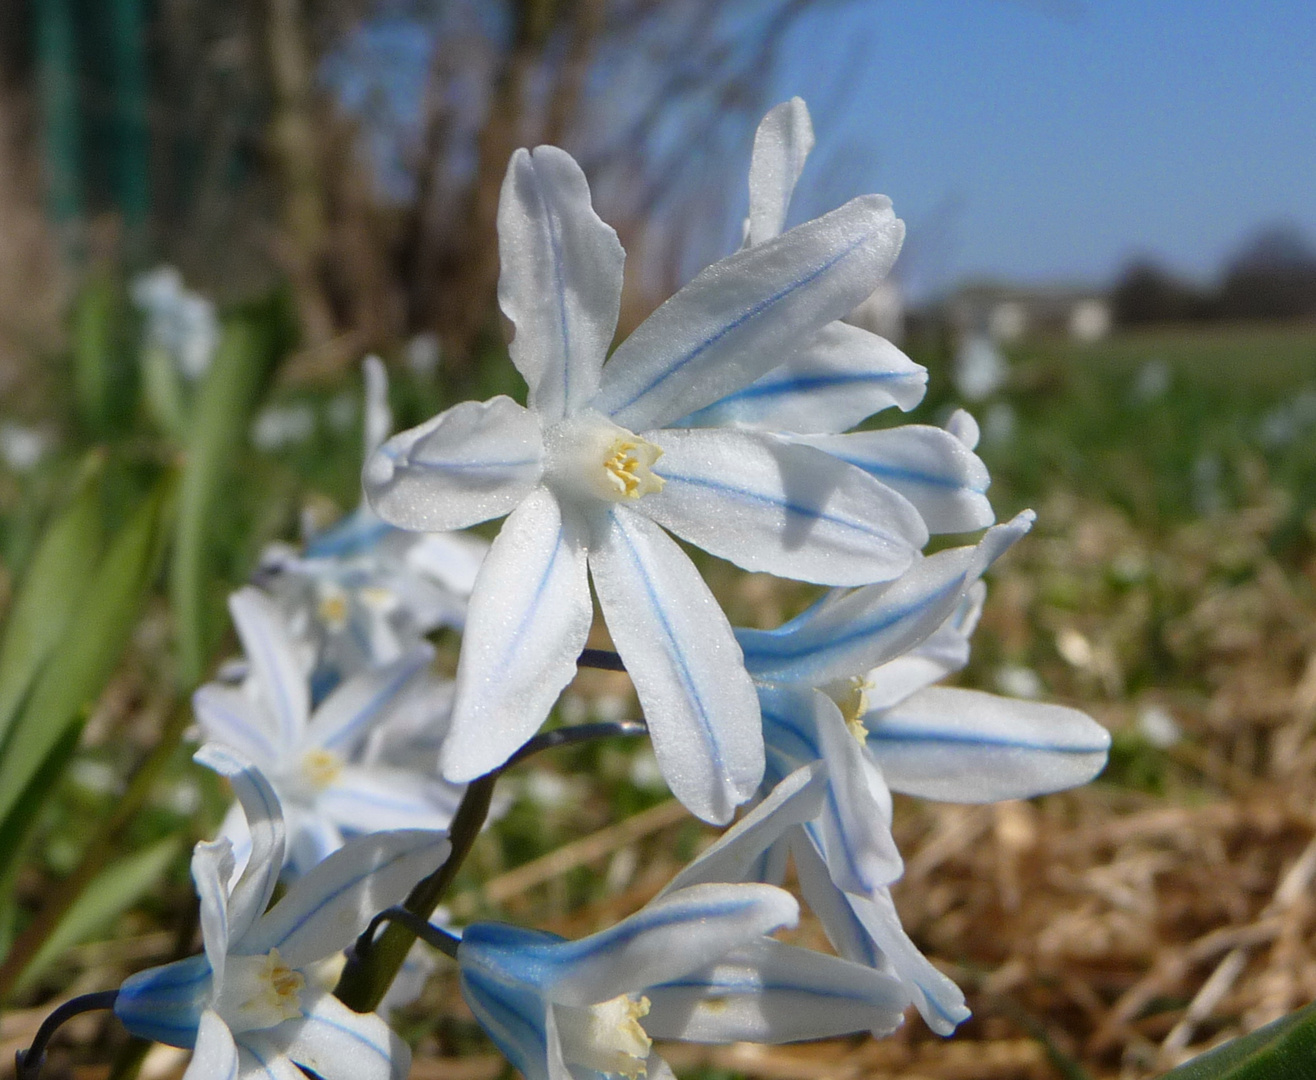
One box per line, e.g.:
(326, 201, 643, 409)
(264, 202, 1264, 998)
(602, 438, 665, 500)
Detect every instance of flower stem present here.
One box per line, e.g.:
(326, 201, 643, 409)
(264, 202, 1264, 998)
(16, 990, 119, 1080)
(333, 717, 647, 1012)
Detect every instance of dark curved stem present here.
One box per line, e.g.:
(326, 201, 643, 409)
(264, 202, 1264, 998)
(16, 990, 119, 1080)
(577, 647, 626, 672)
(334, 714, 648, 1012)
(357, 906, 462, 959)
(507, 720, 647, 767)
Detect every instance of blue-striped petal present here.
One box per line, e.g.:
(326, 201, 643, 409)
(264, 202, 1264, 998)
(242, 829, 449, 969)
(302, 645, 434, 756)
(115, 956, 214, 1049)
(643, 428, 925, 586)
(441, 487, 592, 783)
(795, 425, 992, 534)
(593, 196, 904, 432)
(678, 323, 926, 433)
(589, 507, 763, 824)
(195, 744, 285, 942)
(497, 146, 624, 423)
(257, 990, 410, 1080)
(866, 686, 1111, 802)
(364, 396, 544, 533)
(745, 98, 814, 247)
(184, 1010, 238, 1080)
(644, 937, 906, 1042)
(736, 511, 1033, 686)
(228, 589, 307, 753)
(192, 684, 280, 771)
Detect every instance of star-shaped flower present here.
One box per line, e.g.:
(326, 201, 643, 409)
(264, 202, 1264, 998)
(665, 512, 1110, 1032)
(114, 746, 449, 1080)
(365, 132, 921, 822)
(195, 588, 462, 874)
(458, 882, 907, 1080)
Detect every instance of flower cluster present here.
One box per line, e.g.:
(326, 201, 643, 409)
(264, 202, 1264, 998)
(97, 98, 1110, 1080)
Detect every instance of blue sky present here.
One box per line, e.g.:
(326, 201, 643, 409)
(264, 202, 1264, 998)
(770, 0, 1316, 296)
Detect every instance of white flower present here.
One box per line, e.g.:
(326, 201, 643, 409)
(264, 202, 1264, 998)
(365, 130, 920, 823)
(132, 266, 219, 381)
(458, 882, 906, 1080)
(195, 588, 462, 874)
(667, 511, 1110, 1033)
(680, 99, 994, 537)
(114, 746, 449, 1080)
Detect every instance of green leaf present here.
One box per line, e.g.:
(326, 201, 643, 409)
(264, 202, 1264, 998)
(71, 272, 137, 437)
(171, 304, 286, 687)
(1158, 1001, 1316, 1079)
(0, 724, 82, 916)
(0, 482, 169, 828)
(11, 835, 182, 993)
(0, 462, 103, 748)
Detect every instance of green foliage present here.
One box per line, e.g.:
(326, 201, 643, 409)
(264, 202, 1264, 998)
(170, 295, 294, 687)
(71, 272, 138, 438)
(1158, 1001, 1316, 1078)
(13, 835, 181, 993)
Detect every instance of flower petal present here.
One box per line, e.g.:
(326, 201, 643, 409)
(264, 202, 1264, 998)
(405, 531, 488, 596)
(594, 195, 905, 431)
(362, 355, 392, 458)
(498, 146, 624, 422)
(795, 424, 993, 534)
(789, 829, 884, 968)
(809, 693, 903, 894)
(183, 1010, 238, 1080)
(644, 937, 906, 1043)
(661, 762, 827, 895)
(441, 487, 592, 783)
(364, 396, 544, 532)
(736, 511, 1033, 686)
(195, 744, 286, 942)
(866, 686, 1111, 802)
(320, 765, 461, 833)
(303, 645, 435, 756)
(236, 1035, 316, 1080)
(243, 829, 450, 969)
(541, 884, 799, 1006)
(460, 963, 551, 1080)
(260, 989, 410, 1080)
(861, 584, 983, 711)
(745, 97, 814, 247)
(679, 323, 926, 433)
(192, 684, 280, 769)
(228, 588, 307, 753)
(847, 889, 970, 1035)
(645, 428, 924, 585)
(116, 955, 214, 1048)
(589, 507, 763, 824)
(191, 840, 232, 987)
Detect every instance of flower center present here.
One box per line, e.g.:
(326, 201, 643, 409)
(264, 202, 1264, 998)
(544, 413, 665, 505)
(215, 949, 305, 1032)
(831, 676, 874, 744)
(301, 748, 344, 791)
(555, 993, 652, 1078)
(317, 588, 349, 630)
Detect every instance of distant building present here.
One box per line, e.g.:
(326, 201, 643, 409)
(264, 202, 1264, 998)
(946, 283, 1112, 343)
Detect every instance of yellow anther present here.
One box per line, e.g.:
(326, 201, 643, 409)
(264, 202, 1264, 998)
(835, 676, 874, 744)
(318, 592, 349, 629)
(602, 437, 665, 500)
(301, 748, 344, 791)
(556, 993, 652, 1077)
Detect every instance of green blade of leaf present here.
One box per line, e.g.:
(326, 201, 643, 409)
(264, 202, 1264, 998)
(0, 724, 82, 931)
(1158, 1001, 1316, 1079)
(0, 462, 104, 748)
(11, 834, 182, 993)
(170, 306, 284, 687)
(0, 482, 169, 828)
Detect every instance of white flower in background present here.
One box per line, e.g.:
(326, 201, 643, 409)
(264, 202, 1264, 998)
(131, 266, 219, 381)
(366, 125, 922, 823)
(195, 588, 462, 874)
(251, 403, 317, 451)
(458, 882, 906, 1080)
(667, 511, 1110, 1033)
(953, 333, 1007, 402)
(0, 422, 48, 473)
(114, 746, 448, 1080)
(259, 357, 488, 686)
(682, 99, 994, 537)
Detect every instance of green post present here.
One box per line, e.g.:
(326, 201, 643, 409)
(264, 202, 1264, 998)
(110, 0, 150, 250)
(34, 0, 84, 256)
